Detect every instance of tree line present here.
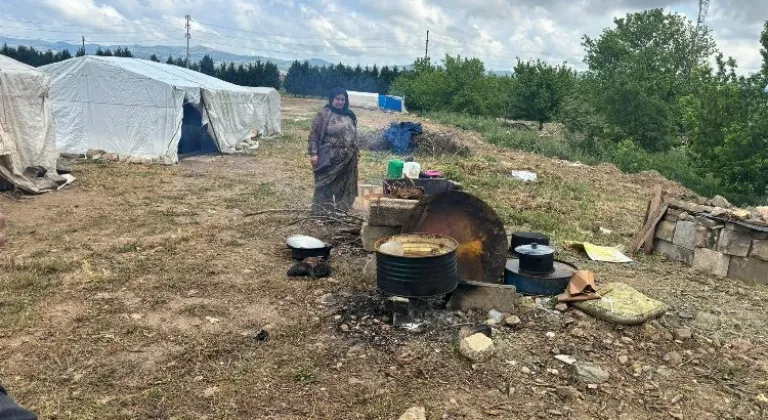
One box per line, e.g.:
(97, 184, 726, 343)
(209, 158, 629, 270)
(391, 9, 768, 205)
(0, 44, 281, 90)
(283, 61, 402, 96)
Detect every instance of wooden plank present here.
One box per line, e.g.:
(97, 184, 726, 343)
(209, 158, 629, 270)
(629, 203, 669, 255)
(643, 185, 664, 254)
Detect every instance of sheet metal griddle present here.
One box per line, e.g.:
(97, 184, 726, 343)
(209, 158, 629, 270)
(401, 191, 508, 283)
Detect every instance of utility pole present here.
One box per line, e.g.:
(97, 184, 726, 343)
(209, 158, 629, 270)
(425, 30, 429, 59)
(82, 36, 85, 55)
(185, 14, 191, 68)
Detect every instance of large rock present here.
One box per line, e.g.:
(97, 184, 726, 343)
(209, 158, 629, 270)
(368, 198, 418, 227)
(654, 240, 694, 265)
(717, 224, 753, 257)
(574, 361, 610, 384)
(696, 216, 724, 230)
(727, 257, 768, 285)
(460, 333, 495, 362)
(655, 220, 676, 242)
(757, 207, 768, 222)
(691, 248, 730, 277)
(446, 281, 518, 313)
(710, 195, 733, 209)
(751, 240, 768, 262)
(361, 223, 401, 252)
(399, 406, 426, 420)
(673, 220, 696, 250)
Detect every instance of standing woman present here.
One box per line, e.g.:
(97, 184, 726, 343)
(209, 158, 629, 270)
(308, 88, 359, 214)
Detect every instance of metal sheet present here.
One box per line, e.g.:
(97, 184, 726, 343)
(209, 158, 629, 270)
(402, 191, 508, 283)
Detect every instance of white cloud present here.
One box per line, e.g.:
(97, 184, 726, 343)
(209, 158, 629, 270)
(1, 0, 763, 71)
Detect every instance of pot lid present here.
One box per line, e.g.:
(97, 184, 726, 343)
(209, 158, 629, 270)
(515, 242, 555, 256)
(286, 235, 326, 249)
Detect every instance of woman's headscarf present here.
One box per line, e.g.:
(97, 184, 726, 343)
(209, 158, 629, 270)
(326, 87, 357, 126)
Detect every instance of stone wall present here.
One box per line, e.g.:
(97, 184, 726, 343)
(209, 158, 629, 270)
(653, 206, 768, 284)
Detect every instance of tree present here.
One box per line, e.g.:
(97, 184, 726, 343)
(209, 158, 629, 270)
(199, 54, 215, 75)
(166, 55, 175, 65)
(76, 46, 86, 57)
(511, 60, 575, 129)
(150, 53, 160, 62)
(580, 9, 716, 151)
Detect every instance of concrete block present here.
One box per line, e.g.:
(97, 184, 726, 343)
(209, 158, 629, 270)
(727, 257, 768, 285)
(750, 240, 768, 262)
(694, 225, 720, 249)
(446, 281, 518, 313)
(368, 198, 418, 227)
(673, 220, 696, 250)
(691, 248, 730, 277)
(655, 220, 676, 242)
(361, 223, 400, 252)
(654, 240, 693, 265)
(717, 224, 752, 257)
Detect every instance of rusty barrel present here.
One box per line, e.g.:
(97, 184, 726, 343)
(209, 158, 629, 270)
(374, 234, 459, 298)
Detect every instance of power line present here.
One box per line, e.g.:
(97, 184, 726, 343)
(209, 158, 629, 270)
(194, 19, 421, 42)
(193, 28, 402, 49)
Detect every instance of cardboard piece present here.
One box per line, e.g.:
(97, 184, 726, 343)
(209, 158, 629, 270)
(558, 270, 601, 303)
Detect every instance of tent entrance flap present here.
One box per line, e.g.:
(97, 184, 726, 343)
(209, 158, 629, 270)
(178, 103, 218, 157)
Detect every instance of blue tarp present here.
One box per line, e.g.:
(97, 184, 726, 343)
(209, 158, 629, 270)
(379, 95, 404, 112)
(385, 122, 423, 154)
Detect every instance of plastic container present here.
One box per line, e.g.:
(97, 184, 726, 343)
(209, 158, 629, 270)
(402, 162, 421, 179)
(387, 159, 404, 179)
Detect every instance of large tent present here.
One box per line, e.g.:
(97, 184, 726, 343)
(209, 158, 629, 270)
(41, 56, 278, 162)
(251, 87, 281, 137)
(0, 55, 58, 193)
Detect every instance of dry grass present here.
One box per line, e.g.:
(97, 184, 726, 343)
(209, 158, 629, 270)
(0, 97, 767, 419)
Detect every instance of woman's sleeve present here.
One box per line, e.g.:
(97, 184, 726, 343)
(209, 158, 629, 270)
(308, 111, 325, 156)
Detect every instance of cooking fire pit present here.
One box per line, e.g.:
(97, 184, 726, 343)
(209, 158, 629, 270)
(374, 234, 460, 298)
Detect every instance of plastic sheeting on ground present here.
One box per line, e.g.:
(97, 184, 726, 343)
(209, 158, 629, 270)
(0, 55, 58, 193)
(41, 56, 275, 162)
(385, 122, 423, 154)
(347, 91, 380, 110)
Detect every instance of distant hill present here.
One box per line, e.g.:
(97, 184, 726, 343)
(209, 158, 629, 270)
(0, 36, 334, 71)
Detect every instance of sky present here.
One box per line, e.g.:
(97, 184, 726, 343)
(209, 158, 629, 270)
(0, 0, 765, 72)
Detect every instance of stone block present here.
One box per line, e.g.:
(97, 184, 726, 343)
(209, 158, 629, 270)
(655, 220, 676, 242)
(368, 198, 418, 227)
(691, 248, 730, 277)
(750, 240, 768, 262)
(460, 333, 495, 362)
(696, 216, 724, 230)
(672, 220, 696, 250)
(664, 208, 682, 222)
(361, 223, 400, 252)
(694, 225, 720, 249)
(727, 257, 768, 285)
(654, 240, 694, 265)
(717, 224, 752, 257)
(446, 280, 518, 313)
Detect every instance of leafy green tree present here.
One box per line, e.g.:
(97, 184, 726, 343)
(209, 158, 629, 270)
(510, 60, 575, 129)
(580, 8, 716, 151)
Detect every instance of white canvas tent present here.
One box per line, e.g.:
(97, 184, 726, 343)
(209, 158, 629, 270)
(250, 87, 281, 136)
(41, 56, 270, 162)
(0, 55, 58, 193)
(347, 90, 380, 110)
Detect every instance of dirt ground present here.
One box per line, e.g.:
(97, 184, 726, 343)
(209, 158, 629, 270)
(1, 97, 768, 419)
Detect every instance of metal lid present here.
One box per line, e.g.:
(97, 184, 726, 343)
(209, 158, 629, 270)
(514, 242, 555, 256)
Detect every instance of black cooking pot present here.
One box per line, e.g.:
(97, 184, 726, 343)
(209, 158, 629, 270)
(510, 232, 550, 254)
(286, 235, 332, 260)
(514, 242, 555, 274)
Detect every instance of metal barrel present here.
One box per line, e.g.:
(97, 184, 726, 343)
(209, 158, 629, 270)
(375, 234, 460, 298)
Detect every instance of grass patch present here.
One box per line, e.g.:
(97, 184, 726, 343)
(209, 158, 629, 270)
(426, 111, 751, 203)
